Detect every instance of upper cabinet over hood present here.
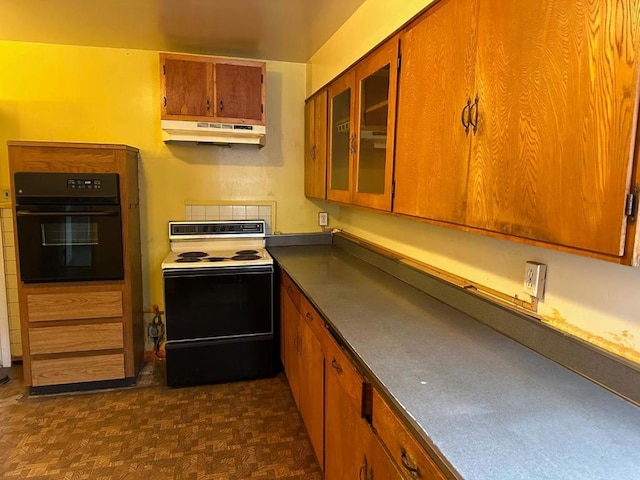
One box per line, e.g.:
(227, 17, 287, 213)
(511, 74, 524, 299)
(160, 53, 266, 146)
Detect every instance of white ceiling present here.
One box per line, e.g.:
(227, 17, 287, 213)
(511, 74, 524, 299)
(0, 0, 366, 62)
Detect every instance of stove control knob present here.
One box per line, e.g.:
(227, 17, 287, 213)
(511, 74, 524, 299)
(228, 225, 235, 231)
(220, 226, 226, 231)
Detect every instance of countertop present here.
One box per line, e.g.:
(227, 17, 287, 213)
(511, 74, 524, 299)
(268, 244, 640, 480)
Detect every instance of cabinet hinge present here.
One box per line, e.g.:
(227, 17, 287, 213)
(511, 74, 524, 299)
(397, 55, 401, 71)
(626, 185, 639, 222)
(162, 64, 166, 75)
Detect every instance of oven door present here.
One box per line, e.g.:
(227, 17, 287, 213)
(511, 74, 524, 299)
(163, 265, 274, 342)
(15, 204, 124, 283)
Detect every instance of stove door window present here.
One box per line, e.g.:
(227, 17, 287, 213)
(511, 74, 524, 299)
(164, 269, 273, 341)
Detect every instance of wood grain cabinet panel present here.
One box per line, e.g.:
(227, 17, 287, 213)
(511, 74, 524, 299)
(394, 0, 478, 225)
(27, 291, 123, 322)
(393, 0, 640, 261)
(467, 0, 640, 257)
(323, 330, 366, 416)
(161, 53, 265, 125)
(29, 323, 124, 355)
(305, 90, 328, 199)
(372, 389, 448, 480)
(280, 273, 325, 468)
(31, 354, 125, 387)
(214, 62, 264, 122)
(327, 38, 399, 211)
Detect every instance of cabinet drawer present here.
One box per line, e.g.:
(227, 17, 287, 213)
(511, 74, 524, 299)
(30, 353, 125, 386)
(280, 271, 301, 310)
(324, 333, 366, 415)
(372, 389, 447, 480)
(27, 290, 123, 322)
(299, 295, 329, 342)
(29, 323, 124, 355)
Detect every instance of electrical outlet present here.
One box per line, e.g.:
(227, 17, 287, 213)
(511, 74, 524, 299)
(1, 187, 9, 202)
(524, 261, 547, 299)
(318, 211, 328, 227)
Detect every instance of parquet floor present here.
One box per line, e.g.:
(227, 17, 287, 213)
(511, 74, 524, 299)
(0, 361, 322, 479)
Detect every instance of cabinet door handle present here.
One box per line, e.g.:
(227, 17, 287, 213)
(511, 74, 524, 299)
(305, 312, 313, 322)
(331, 358, 343, 373)
(400, 449, 421, 478)
(219, 98, 224, 112)
(461, 99, 471, 136)
(287, 286, 293, 295)
(206, 98, 210, 112)
(311, 145, 316, 161)
(469, 96, 479, 134)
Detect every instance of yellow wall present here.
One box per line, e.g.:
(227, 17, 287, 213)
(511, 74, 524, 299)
(308, 0, 640, 364)
(0, 40, 320, 333)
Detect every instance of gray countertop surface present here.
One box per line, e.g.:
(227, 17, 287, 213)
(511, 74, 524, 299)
(268, 244, 640, 480)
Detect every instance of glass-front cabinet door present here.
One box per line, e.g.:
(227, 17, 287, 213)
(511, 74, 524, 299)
(326, 39, 399, 210)
(353, 40, 398, 211)
(327, 70, 356, 203)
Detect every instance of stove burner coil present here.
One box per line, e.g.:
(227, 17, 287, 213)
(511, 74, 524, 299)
(176, 257, 202, 263)
(178, 251, 208, 258)
(206, 257, 226, 262)
(232, 254, 261, 261)
(235, 249, 259, 255)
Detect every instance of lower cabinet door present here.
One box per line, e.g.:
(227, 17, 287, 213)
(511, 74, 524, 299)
(366, 425, 404, 480)
(281, 287, 301, 407)
(299, 319, 325, 468)
(324, 362, 364, 480)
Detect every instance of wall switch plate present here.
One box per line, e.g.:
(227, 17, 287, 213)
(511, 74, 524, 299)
(524, 261, 547, 299)
(318, 212, 328, 227)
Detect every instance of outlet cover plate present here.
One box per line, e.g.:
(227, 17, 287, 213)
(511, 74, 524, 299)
(524, 261, 547, 299)
(318, 212, 328, 227)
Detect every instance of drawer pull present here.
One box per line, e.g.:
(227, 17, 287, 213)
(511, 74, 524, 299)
(287, 286, 293, 294)
(331, 358, 343, 374)
(401, 449, 422, 478)
(359, 456, 373, 480)
(305, 311, 313, 321)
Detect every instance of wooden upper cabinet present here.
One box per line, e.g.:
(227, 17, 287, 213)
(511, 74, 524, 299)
(214, 62, 264, 121)
(305, 90, 328, 199)
(393, 0, 478, 224)
(327, 38, 400, 210)
(353, 39, 399, 211)
(160, 53, 265, 125)
(466, 0, 640, 257)
(163, 58, 211, 117)
(328, 70, 357, 204)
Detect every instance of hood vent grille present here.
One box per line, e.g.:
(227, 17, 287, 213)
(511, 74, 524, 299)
(161, 120, 266, 146)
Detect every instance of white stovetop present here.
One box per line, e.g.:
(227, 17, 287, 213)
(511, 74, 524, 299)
(161, 239, 273, 270)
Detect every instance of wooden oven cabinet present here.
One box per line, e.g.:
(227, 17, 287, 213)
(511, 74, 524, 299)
(7, 141, 144, 393)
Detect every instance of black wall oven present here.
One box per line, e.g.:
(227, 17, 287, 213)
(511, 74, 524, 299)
(14, 172, 124, 283)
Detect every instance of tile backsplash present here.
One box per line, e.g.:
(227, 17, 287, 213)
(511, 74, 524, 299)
(185, 201, 276, 234)
(1, 208, 21, 358)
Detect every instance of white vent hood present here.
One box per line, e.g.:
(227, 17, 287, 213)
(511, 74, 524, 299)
(161, 120, 266, 146)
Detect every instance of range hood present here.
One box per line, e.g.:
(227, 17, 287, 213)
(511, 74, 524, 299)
(161, 120, 266, 146)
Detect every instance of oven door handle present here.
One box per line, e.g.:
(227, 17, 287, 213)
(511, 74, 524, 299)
(16, 210, 120, 217)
